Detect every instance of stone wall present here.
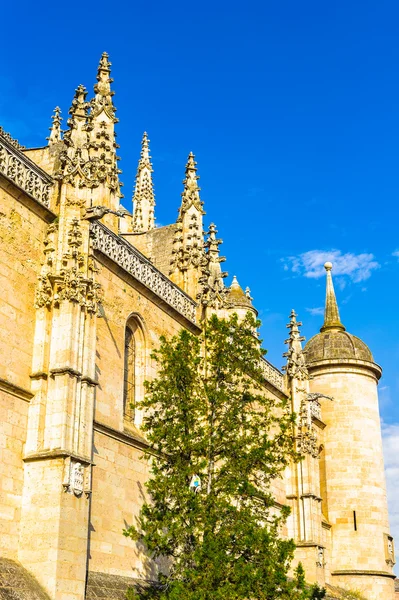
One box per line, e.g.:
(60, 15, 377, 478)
(0, 182, 49, 559)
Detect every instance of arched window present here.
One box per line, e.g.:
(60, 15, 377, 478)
(318, 444, 328, 520)
(123, 326, 135, 419)
(123, 317, 146, 424)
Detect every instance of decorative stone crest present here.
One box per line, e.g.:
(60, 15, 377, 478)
(70, 462, 84, 496)
(63, 460, 87, 497)
(0, 126, 26, 150)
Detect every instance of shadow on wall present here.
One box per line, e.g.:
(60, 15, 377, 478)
(0, 557, 51, 599)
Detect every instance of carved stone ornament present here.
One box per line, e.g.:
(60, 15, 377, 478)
(70, 462, 84, 496)
(282, 310, 309, 381)
(316, 546, 325, 568)
(297, 397, 319, 459)
(385, 534, 396, 567)
(0, 129, 52, 207)
(35, 274, 53, 309)
(196, 223, 230, 310)
(35, 219, 103, 315)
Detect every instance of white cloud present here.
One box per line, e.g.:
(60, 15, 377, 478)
(382, 422, 399, 573)
(283, 250, 380, 282)
(306, 307, 324, 316)
(392, 250, 399, 259)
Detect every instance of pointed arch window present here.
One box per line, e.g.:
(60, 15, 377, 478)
(123, 317, 145, 424)
(123, 327, 136, 419)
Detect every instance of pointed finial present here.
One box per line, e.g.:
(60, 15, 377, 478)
(132, 131, 155, 232)
(282, 309, 308, 380)
(231, 275, 240, 288)
(69, 85, 89, 117)
(92, 51, 116, 109)
(141, 131, 149, 156)
(245, 286, 253, 301)
(186, 151, 196, 169)
(320, 262, 345, 332)
(47, 107, 62, 145)
(179, 152, 204, 217)
(98, 51, 111, 73)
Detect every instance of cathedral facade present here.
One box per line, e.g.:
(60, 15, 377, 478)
(0, 53, 395, 600)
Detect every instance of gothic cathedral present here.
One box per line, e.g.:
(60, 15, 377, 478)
(0, 53, 395, 599)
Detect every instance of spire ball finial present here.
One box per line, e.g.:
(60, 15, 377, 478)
(324, 262, 333, 271)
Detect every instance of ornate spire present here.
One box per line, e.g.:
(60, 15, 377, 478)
(47, 107, 62, 146)
(88, 52, 121, 197)
(170, 153, 205, 275)
(91, 52, 116, 118)
(197, 223, 229, 309)
(179, 152, 205, 218)
(62, 85, 90, 148)
(283, 309, 309, 380)
(320, 262, 345, 332)
(58, 54, 122, 199)
(132, 132, 155, 232)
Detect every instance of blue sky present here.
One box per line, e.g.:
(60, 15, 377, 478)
(1, 0, 398, 568)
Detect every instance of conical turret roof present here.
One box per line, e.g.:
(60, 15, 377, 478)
(304, 263, 375, 365)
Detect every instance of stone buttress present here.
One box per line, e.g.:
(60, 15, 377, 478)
(283, 310, 328, 587)
(18, 53, 123, 600)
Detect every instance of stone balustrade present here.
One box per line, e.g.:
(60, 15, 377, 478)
(261, 358, 285, 392)
(90, 222, 198, 324)
(0, 131, 52, 207)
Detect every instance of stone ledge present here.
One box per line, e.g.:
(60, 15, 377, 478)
(0, 377, 33, 402)
(332, 569, 396, 579)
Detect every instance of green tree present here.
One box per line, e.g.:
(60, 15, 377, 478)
(124, 313, 324, 599)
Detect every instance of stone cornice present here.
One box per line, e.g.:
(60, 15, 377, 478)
(23, 449, 93, 465)
(0, 376, 33, 402)
(0, 131, 53, 207)
(307, 358, 382, 381)
(332, 569, 395, 579)
(91, 221, 198, 325)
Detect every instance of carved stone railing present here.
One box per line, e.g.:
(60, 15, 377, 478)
(90, 222, 197, 324)
(261, 358, 285, 392)
(0, 132, 52, 207)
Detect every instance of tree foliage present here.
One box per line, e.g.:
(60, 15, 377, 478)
(124, 313, 325, 599)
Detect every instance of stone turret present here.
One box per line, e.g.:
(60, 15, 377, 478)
(226, 275, 257, 320)
(304, 263, 395, 599)
(132, 132, 155, 233)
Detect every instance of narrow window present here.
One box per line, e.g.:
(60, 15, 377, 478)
(123, 326, 135, 419)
